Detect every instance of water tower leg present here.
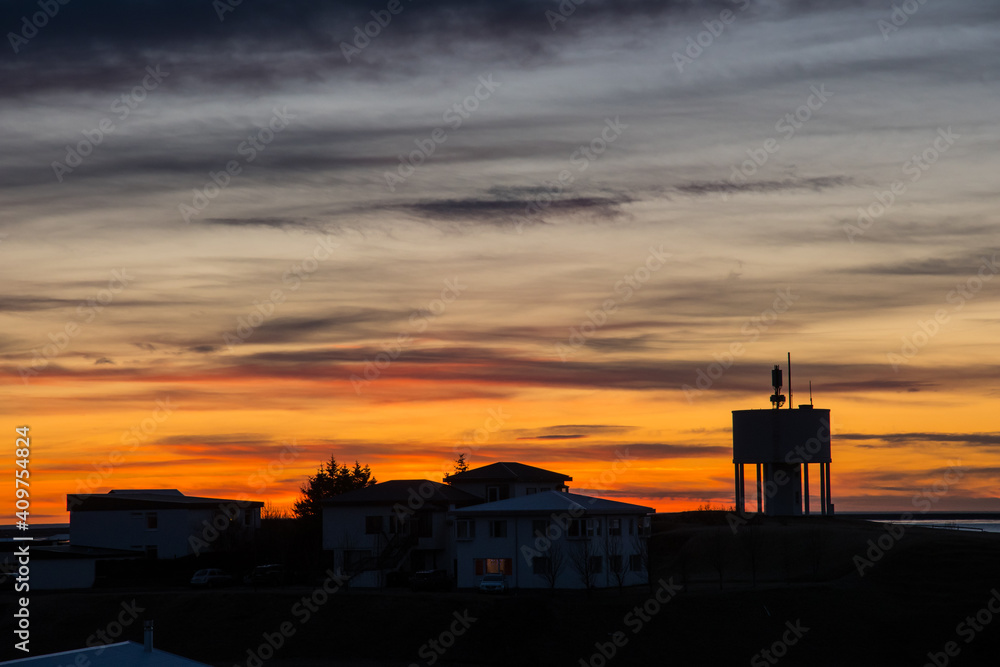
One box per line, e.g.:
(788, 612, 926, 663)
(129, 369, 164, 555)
(819, 463, 827, 516)
(826, 463, 832, 515)
(803, 464, 810, 515)
(756, 463, 762, 515)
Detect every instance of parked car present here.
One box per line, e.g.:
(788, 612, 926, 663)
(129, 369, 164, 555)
(410, 569, 453, 591)
(478, 573, 507, 594)
(247, 564, 285, 586)
(190, 568, 234, 588)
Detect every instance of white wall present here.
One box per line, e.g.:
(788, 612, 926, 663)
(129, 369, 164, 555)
(454, 514, 649, 589)
(323, 504, 458, 583)
(71, 505, 260, 559)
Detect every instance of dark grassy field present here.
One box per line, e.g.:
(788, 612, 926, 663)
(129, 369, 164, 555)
(4, 515, 1000, 666)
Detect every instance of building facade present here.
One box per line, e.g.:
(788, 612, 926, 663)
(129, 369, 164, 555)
(66, 489, 262, 559)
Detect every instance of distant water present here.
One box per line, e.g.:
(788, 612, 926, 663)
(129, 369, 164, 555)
(872, 519, 1000, 534)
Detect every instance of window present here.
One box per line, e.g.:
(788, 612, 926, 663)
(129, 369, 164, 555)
(609, 518, 621, 536)
(609, 555, 623, 572)
(589, 556, 603, 573)
(531, 519, 548, 537)
(532, 556, 551, 575)
(417, 515, 433, 538)
(629, 554, 645, 572)
(568, 519, 585, 538)
(243, 510, 252, 526)
(456, 519, 475, 540)
(487, 486, 500, 502)
(526, 487, 537, 495)
(474, 558, 512, 575)
(145, 545, 158, 559)
(365, 516, 383, 534)
(641, 516, 651, 536)
(489, 520, 507, 538)
(628, 518, 635, 536)
(586, 518, 601, 537)
(146, 513, 158, 530)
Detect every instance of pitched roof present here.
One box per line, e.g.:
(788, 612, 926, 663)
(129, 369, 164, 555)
(67, 490, 264, 512)
(446, 462, 572, 483)
(323, 480, 483, 507)
(450, 490, 653, 516)
(2, 642, 210, 666)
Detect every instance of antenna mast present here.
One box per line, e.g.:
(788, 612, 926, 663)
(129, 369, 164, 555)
(787, 352, 792, 409)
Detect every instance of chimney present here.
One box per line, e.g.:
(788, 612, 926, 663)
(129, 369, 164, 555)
(143, 620, 154, 653)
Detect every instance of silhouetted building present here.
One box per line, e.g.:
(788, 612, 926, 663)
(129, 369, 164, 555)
(733, 364, 833, 516)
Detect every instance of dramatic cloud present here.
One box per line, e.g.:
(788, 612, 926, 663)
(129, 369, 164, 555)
(5, 0, 1000, 519)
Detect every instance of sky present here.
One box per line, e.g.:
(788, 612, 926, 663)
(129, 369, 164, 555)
(3, 0, 999, 522)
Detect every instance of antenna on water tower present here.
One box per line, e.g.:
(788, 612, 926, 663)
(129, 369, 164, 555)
(787, 352, 792, 410)
(770, 364, 785, 409)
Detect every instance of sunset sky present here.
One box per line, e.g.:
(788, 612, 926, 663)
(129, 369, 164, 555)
(3, 0, 999, 522)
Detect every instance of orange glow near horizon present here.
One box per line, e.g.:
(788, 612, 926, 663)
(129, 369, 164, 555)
(10, 368, 999, 523)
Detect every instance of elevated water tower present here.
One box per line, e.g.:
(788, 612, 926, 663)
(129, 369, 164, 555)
(732, 359, 833, 516)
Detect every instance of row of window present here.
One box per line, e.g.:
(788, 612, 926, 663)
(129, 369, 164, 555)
(364, 515, 433, 537)
(530, 554, 644, 575)
(457, 517, 650, 540)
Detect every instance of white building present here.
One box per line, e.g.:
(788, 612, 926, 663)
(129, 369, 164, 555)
(322, 479, 482, 587)
(446, 461, 572, 501)
(321, 462, 655, 590)
(67, 489, 263, 559)
(451, 491, 652, 590)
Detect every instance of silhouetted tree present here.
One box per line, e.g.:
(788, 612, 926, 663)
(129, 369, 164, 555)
(604, 533, 630, 593)
(570, 539, 599, 591)
(293, 456, 376, 522)
(443, 453, 469, 482)
(261, 502, 290, 520)
(536, 539, 567, 589)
